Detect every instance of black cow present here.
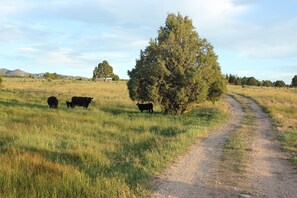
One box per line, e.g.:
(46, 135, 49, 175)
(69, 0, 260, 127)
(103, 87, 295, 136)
(71, 96, 93, 108)
(47, 96, 58, 108)
(66, 101, 73, 108)
(136, 103, 154, 113)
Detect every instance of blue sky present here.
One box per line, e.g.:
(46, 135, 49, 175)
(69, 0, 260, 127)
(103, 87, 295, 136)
(1, 0, 296, 83)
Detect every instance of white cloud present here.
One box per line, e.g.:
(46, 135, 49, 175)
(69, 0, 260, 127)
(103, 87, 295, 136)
(0, 0, 32, 17)
(36, 48, 81, 68)
(225, 18, 297, 59)
(0, 23, 23, 42)
(18, 47, 38, 53)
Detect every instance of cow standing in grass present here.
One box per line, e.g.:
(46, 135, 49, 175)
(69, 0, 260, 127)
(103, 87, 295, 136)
(71, 96, 93, 108)
(47, 96, 58, 108)
(66, 101, 73, 108)
(137, 103, 154, 113)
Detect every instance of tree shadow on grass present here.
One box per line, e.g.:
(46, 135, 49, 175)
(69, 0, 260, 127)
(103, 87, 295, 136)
(149, 125, 187, 137)
(0, 135, 18, 149)
(3, 145, 151, 192)
(100, 105, 163, 117)
(0, 100, 46, 109)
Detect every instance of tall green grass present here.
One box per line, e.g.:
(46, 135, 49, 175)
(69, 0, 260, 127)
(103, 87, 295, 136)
(0, 77, 227, 197)
(229, 85, 297, 166)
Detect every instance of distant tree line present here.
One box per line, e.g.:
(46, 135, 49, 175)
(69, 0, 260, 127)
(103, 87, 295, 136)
(226, 74, 297, 87)
(44, 72, 59, 79)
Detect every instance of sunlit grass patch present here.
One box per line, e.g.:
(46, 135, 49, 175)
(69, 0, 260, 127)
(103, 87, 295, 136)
(0, 77, 227, 197)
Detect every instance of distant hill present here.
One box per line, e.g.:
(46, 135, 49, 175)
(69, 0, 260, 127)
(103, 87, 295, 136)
(0, 68, 9, 75)
(0, 68, 30, 77)
(0, 68, 87, 79)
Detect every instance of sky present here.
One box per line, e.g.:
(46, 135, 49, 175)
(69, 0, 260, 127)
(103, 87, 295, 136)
(1, 0, 297, 84)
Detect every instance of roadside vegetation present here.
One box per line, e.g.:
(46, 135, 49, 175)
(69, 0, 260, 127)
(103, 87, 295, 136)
(220, 94, 255, 191)
(0, 77, 227, 197)
(222, 94, 254, 172)
(229, 85, 297, 166)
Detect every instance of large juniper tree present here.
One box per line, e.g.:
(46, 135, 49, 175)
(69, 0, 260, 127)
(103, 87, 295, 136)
(127, 13, 226, 114)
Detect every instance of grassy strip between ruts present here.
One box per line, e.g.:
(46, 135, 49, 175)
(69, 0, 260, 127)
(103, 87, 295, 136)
(228, 85, 297, 167)
(0, 78, 228, 197)
(220, 94, 254, 190)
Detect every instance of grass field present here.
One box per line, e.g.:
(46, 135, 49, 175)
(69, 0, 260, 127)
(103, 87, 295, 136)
(229, 85, 297, 166)
(0, 77, 227, 197)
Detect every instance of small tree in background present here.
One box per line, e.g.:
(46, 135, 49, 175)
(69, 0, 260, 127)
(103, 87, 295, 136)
(274, 80, 286, 87)
(93, 60, 114, 81)
(262, 80, 273, 87)
(291, 75, 297, 87)
(111, 74, 120, 81)
(44, 72, 59, 79)
(246, 77, 259, 86)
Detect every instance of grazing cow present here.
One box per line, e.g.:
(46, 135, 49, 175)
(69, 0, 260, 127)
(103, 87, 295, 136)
(71, 96, 93, 108)
(47, 96, 58, 108)
(66, 101, 73, 108)
(136, 103, 154, 113)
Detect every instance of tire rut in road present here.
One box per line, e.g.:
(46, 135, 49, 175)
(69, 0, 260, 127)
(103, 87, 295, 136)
(241, 96, 297, 197)
(154, 96, 245, 197)
(154, 94, 297, 198)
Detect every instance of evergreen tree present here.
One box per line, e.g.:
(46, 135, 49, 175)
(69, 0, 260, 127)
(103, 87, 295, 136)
(127, 13, 226, 114)
(274, 80, 286, 87)
(246, 77, 258, 86)
(262, 80, 273, 87)
(44, 72, 59, 79)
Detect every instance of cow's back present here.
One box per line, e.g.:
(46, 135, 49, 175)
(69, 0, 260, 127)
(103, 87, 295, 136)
(71, 96, 83, 105)
(71, 96, 92, 108)
(47, 96, 58, 108)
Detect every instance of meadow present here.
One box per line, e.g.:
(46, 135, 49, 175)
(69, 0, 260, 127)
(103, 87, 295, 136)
(0, 77, 227, 197)
(229, 85, 297, 165)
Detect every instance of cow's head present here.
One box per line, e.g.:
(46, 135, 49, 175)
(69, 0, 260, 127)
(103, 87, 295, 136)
(66, 101, 72, 108)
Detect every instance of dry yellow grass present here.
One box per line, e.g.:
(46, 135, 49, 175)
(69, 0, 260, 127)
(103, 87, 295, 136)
(229, 85, 297, 131)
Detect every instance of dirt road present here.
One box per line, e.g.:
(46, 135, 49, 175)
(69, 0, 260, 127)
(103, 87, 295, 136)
(154, 95, 297, 197)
